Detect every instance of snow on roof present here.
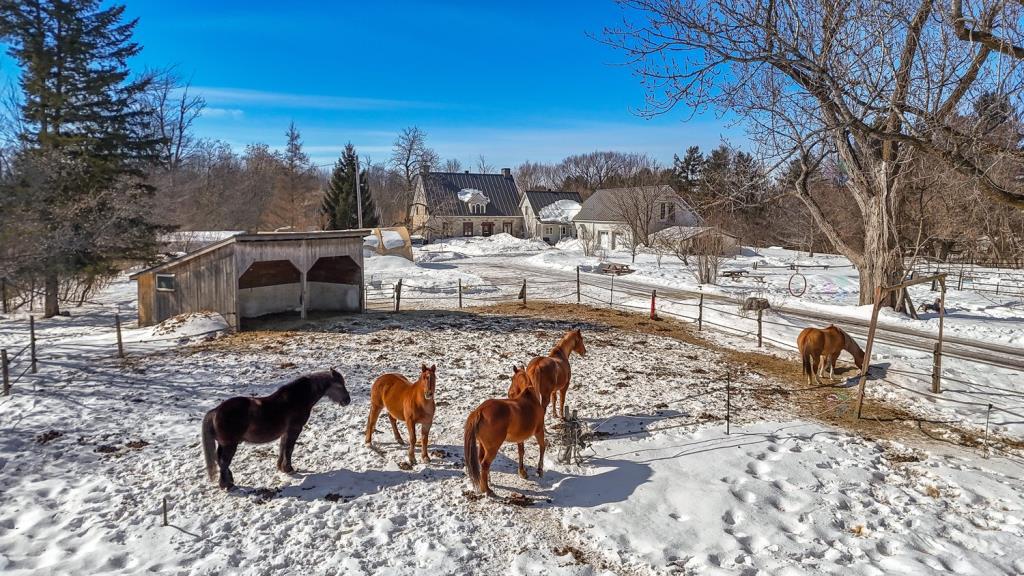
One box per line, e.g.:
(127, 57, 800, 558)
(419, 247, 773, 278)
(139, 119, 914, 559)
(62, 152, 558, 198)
(537, 199, 582, 223)
(457, 188, 490, 205)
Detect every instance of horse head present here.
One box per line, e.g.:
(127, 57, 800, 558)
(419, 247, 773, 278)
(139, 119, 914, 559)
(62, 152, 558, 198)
(571, 328, 587, 357)
(509, 365, 537, 402)
(326, 368, 351, 406)
(420, 363, 436, 400)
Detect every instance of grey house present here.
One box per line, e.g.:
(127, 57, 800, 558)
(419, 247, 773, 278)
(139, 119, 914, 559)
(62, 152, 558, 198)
(408, 169, 525, 240)
(519, 190, 583, 244)
(573, 185, 699, 250)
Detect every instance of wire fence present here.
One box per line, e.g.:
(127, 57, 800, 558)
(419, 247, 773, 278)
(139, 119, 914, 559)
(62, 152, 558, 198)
(367, 266, 1024, 448)
(4, 266, 1022, 466)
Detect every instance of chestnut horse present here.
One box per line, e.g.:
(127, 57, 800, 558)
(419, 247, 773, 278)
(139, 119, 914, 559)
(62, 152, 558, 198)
(364, 364, 437, 465)
(202, 369, 351, 489)
(796, 325, 865, 385)
(509, 328, 587, 420)
(465, 366, 546, 496)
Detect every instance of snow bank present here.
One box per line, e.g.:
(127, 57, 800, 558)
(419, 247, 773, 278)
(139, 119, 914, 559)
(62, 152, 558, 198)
(365, 255, 417, 272)
(538, 199, 581, 224)
(421, 233, 550, 256)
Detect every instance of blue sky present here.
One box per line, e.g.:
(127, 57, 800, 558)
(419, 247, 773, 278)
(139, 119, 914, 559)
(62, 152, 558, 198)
(1, 0, 742, 168)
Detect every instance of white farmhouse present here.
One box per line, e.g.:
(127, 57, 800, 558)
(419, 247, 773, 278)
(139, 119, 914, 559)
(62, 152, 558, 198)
(572, 185, 699, 250)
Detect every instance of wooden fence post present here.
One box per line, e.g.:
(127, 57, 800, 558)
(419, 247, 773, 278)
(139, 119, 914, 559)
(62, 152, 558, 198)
(576, 266, 580, 304)
(163, 497, 168, 527)
(931, 342, 942, 393)
(725, 374, 731, 435)
(609, 275, 614, 305)
(1, 277, 7, 314)
(697, 293, 704, 331)
(29, 315, 37, 373)
(115, 313, 125, 359)
(757, 309, 763, 347)
(458, 279, 463, 309)
(650, 290, 657, 320)
(2, 349, 9, 395)
(394, 280, 402, 313)
(521, 279, 527, 306)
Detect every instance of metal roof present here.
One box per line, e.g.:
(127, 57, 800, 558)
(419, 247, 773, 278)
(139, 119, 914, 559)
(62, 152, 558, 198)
(523, 190, 583, 214)
(129, 229, 370, 278)
(420, 172, 522, 217)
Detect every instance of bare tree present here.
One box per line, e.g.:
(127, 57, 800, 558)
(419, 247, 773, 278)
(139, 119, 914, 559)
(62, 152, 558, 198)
(390, 126, 438, 189)
(143, 68, 206, 171)
(692, 233, 726, 285)
(578, 225, 599, 256)
(609, 177, 669, 262)
(476, 154, 493, 174)
(515, 160, 559, 190)
(606, 0, 1024, 305)
(442, 158, 463, 172)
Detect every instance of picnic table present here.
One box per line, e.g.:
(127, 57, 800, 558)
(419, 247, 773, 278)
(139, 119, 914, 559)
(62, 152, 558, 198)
(721, 269, 748, 280)
(600, 262, 634, 275)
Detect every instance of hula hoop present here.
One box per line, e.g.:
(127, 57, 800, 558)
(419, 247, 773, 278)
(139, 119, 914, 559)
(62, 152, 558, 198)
(788, 272, 807, 297)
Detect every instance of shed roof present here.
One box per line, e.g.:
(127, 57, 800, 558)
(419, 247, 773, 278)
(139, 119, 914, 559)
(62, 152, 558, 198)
(419, 172, 522, 217)
(130, 230, 369, 279)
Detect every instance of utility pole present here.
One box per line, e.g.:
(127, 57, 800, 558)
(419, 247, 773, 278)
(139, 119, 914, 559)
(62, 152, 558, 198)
(355, 154, 364, 228)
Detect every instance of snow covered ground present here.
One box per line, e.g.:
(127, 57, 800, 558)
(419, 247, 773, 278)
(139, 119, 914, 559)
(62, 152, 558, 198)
(2, 238, 1023, 575)
(411, 235, 1024, 439)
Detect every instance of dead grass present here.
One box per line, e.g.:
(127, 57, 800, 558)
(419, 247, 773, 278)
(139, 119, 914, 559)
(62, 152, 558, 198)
(475, 302, 1024, 452)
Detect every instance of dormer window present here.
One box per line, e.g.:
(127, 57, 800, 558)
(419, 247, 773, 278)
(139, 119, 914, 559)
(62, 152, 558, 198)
(458, 188, 490, 215)
(659, 202, 677, 222)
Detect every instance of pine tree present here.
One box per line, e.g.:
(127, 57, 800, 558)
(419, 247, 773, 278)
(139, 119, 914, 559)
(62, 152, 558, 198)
(321, 143, 377, 229)
(0, 0, 163, 317)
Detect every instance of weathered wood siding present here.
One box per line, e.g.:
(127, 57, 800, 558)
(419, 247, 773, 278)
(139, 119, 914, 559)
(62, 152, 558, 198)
(146, 246, 238, 328)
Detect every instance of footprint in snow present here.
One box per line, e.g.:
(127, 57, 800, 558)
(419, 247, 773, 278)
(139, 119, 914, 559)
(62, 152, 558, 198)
(747, 460, 771, 478)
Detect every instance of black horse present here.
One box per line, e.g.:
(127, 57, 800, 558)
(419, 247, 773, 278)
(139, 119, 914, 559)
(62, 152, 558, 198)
(201, 369, 351, 489)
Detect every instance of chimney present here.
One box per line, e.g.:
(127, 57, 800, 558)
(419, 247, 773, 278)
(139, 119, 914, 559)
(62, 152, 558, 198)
(501, 167, 511, 178)
(464, 170, 470, 174)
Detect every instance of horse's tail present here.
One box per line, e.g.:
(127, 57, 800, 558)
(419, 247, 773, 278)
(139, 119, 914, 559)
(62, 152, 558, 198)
(201, 411, 218, 482)
(797, 330, 812, 378)
(463, 408, 483, 489)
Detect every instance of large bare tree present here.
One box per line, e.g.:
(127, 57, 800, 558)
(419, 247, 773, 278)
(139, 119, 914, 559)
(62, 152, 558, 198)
(607, 0, 1024, 304)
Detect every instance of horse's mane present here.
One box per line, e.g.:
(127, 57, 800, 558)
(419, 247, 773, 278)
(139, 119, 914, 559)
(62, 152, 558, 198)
(550, 330, 576, 357)
(836, 327, 863, 355)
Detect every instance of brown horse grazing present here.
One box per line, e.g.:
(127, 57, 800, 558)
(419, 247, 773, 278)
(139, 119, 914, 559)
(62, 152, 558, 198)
(465, 366, 546, 496)
(364, 364, 437, 465)
(201, 369, 351, 489)
(509, 328, 586, 420)
(796, 325, 865, 385)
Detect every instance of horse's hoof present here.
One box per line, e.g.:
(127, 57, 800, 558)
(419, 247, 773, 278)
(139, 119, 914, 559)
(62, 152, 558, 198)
(537, 469, 545, 478)
(281, 465, 295, 474)
(518, 468, 528, 479)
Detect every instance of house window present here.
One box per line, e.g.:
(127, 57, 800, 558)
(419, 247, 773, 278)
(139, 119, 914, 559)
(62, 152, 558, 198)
(561, 226, 567, 235)
(546, 226, 554, 235)
(156, 274, 176, 292)
(502, 222, 512, 234)
(442, 222, 451, 237)
(463, 222, 474, 236)
(482, 222, 494, 236)
(469, 203, 486, 215)
(598, 231, 609, 248)
(660, 202, 676, 221)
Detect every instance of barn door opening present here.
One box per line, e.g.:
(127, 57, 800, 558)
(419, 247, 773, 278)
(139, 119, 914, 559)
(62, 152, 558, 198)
(306, 255, 362, 313)
(238, 260, 302, 322)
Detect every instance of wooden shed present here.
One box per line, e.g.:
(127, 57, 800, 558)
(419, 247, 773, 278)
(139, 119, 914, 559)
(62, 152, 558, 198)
(131, 230, 367, 329)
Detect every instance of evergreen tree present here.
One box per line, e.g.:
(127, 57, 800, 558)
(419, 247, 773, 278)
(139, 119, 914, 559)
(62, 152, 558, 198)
(673, 145, 704, 193)
(0, 0, 163, 317)
(322, 143, 376, 229)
